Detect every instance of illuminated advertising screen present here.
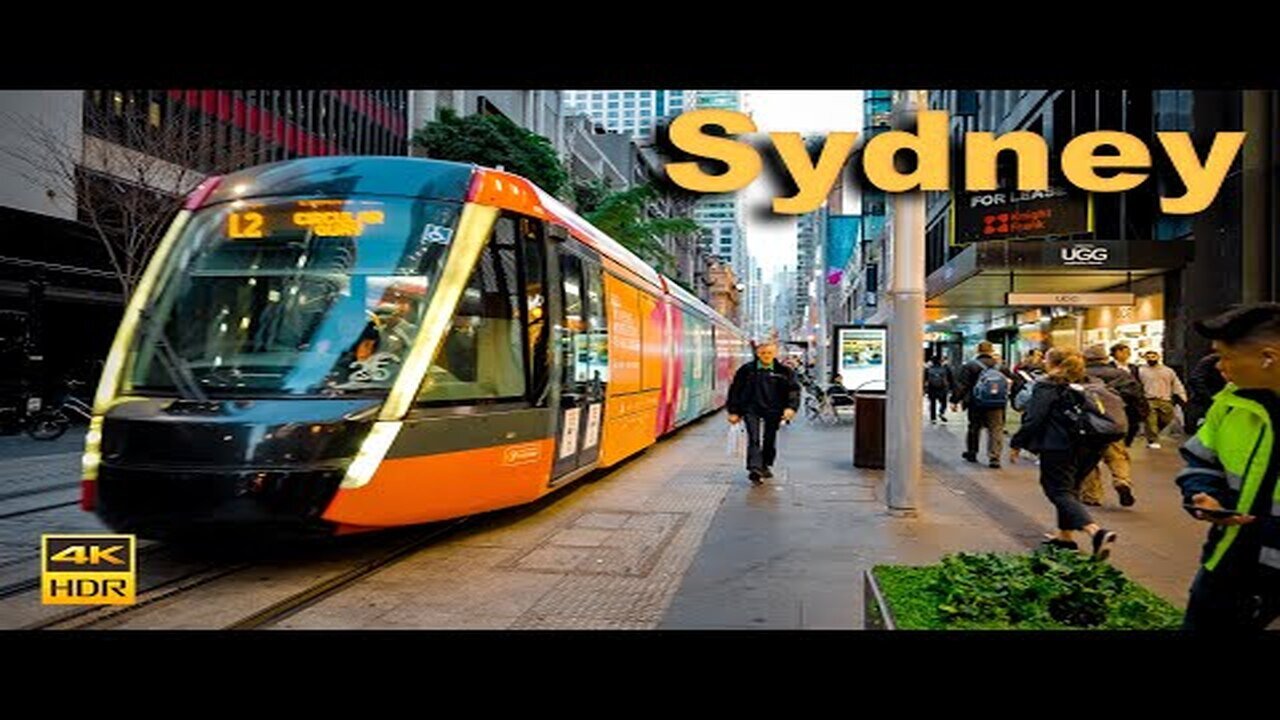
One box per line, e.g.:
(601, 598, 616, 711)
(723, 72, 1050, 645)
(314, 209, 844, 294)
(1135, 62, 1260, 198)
(835, 326, 887, 392)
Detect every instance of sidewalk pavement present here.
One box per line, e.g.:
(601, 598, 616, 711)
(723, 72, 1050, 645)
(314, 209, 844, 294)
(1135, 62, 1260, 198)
(661, 407, 1207, 629)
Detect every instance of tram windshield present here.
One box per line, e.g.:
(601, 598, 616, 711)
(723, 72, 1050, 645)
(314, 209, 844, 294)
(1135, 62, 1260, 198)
(123, 196, 462, 397)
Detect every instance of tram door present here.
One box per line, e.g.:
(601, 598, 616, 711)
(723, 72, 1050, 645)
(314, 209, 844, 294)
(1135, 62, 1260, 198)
(551, 244, 606, 479)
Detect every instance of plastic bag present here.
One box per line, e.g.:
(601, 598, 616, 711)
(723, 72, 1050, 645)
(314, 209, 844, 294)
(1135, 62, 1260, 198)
(725, 423, 746, 458)
(1171, 405, 1187, 438)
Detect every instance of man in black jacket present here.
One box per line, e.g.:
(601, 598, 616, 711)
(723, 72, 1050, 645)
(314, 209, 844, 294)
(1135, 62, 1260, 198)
(1110, 342, 1148, 446)
(1185, 352, 1226, 432)
(727, 341, 800, 484)
(1080, 344, 1146, 507)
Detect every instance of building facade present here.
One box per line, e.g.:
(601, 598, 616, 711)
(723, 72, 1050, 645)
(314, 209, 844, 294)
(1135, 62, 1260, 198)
(0, 89, 411, 396)
(410, 90, 564, 155)
(913, 89, 1278, 375)
(562, 90, 690, 143)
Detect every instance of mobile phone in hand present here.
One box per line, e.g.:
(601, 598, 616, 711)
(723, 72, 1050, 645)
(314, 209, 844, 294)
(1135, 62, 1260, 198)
(1183, 503, 1242, 520)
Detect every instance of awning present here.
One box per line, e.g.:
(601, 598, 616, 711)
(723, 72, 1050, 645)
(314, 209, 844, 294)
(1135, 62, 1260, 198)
(927, 239, 1192, 316)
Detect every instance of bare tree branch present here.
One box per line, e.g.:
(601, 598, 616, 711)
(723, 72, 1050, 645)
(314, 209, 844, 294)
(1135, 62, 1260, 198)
(4, 96, 259, 297)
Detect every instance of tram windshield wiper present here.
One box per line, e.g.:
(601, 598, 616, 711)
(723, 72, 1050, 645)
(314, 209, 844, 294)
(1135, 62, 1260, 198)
(137, 309, 208, 401)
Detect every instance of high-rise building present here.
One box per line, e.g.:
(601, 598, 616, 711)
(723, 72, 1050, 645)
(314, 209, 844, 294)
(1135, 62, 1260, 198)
(794, 208, 826, 338)
(688, 91, 748, 287)
(561, 90, 691, 142)
(694, 195, 746, 282)
(411, 90, 566, 155)
(693, 91, 741, 109)
(773, 265, 795, 340)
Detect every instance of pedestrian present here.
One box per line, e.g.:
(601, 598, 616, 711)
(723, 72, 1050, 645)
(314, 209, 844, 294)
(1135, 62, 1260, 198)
(1009, 347, 1119, 559)
(1012, 348, 1045, 394)
(1176, 302, 1280, 631)
(1110, 342, 1141, 382)
(1138, 350, 1188, 449)
(1011, 349, 1046, 412)
(1185, 352, 1227, 432)
(952, 340, 1014, 468)
(1109, 342, 1148, 447)
(923, 356, 954, 424)
(1080, 344, 1146, 508)
(726, 340, 800, 485)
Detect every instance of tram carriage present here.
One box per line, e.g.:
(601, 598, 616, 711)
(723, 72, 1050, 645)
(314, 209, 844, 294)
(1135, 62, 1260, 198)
(81, 157, 750, 537)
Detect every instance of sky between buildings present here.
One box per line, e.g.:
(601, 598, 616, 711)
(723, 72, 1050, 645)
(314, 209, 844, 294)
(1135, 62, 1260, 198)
(741, 90, 864, 278)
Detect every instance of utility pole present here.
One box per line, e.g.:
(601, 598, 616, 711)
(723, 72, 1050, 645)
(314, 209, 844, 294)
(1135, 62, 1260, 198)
(885, 89, 926, 516)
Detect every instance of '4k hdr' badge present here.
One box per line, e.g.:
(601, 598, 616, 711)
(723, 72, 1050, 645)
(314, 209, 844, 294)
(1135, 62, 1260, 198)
(41, 534, 136, 605)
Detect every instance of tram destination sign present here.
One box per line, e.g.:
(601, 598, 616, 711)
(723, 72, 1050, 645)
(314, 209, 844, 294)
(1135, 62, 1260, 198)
(951, 186, 1091, 245)
(1006, 292, 1135, 307)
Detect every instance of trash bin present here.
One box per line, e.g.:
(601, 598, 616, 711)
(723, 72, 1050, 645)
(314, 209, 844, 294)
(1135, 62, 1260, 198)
(853, 388, 886, 469)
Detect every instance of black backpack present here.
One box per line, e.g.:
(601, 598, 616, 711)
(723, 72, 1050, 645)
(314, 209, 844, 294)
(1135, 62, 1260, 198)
(1062, 381, 1129, 444)
(926, 366, 949, 391)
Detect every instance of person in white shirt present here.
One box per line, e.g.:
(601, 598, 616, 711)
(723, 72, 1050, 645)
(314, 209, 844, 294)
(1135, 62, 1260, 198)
(1137, 350, 1187, 449)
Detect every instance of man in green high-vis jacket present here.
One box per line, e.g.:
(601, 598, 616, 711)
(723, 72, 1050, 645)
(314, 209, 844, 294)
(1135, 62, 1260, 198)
(1177, 303, 1280, 631)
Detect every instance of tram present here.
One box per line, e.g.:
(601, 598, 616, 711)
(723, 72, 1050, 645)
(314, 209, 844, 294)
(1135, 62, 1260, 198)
(81, 157, 750, 537)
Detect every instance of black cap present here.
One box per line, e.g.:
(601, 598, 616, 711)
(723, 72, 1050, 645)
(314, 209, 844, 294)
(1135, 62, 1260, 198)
(1194, 303, 1280, 342)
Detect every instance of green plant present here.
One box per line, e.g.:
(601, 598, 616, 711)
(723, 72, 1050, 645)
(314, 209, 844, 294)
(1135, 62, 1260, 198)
(872, 549, 1183, 630)
(582, 184, 698, 268)
(413, 108, 568, 195)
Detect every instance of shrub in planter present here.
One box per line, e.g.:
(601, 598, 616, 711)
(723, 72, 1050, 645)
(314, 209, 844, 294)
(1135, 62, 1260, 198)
(867, 548, 1183, 630)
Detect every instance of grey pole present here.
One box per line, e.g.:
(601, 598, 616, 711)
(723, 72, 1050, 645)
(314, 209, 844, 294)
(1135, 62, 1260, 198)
(885, 89, 926, 516)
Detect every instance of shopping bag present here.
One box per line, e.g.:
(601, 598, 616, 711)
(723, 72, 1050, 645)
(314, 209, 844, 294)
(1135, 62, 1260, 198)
(725, 423, 745, 458)
(1171, 405, 1187, 438)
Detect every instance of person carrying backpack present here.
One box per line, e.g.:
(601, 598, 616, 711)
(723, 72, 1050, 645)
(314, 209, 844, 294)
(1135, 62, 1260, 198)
(1009, 346, 1120, 559)
(1011, 349, 1045, 399)
(1079, 344, 1147, 508)
(923, 356, 954, 424)
(952, 340, 1015, 468)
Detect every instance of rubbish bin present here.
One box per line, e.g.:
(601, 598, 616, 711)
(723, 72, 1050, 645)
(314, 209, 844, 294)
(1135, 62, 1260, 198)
(853, 388, 886, 469)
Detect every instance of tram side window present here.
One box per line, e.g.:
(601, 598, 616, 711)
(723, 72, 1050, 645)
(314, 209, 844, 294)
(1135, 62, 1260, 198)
(560, 253, 586, 385)
(522, 217, 549, 406)
(417, 217, 525, 403)
(583, 260, 608, 384)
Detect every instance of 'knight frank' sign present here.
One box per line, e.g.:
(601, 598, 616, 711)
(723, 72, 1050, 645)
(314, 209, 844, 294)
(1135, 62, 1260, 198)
(950, 186, 1092, 245)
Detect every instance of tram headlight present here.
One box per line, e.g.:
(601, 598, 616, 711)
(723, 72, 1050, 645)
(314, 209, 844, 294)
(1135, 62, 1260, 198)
(341, 421, 402, 490)
(82, 416, 103, 481)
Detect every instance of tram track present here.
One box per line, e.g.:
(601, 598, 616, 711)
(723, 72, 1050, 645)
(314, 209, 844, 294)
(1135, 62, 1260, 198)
(0, 481, 80, 503)
(0, 499, 79, 520)
(225, 519, 467, 629)
(23, 520, 467, 630)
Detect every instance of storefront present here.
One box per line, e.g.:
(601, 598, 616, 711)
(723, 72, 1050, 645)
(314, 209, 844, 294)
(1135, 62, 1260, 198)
(1081, 275, 1165, 355)
(925, 239, 1192, 363)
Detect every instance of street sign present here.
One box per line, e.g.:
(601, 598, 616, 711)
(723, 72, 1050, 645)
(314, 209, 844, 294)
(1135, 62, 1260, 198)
(1006, 292, 1135, 307)
(951, 186, 1092, 244)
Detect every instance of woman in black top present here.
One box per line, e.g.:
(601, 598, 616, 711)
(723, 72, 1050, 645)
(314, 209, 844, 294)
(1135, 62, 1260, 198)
(1010, 347, 1119, 559)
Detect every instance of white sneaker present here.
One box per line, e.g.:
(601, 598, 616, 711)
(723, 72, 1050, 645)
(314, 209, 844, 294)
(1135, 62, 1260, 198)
(1147, 442, 1162, 449)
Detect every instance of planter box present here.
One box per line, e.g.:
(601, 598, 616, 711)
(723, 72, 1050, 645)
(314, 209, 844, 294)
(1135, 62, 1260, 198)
(863, 568, 896, 630)
(863, 552, 1183, 631)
